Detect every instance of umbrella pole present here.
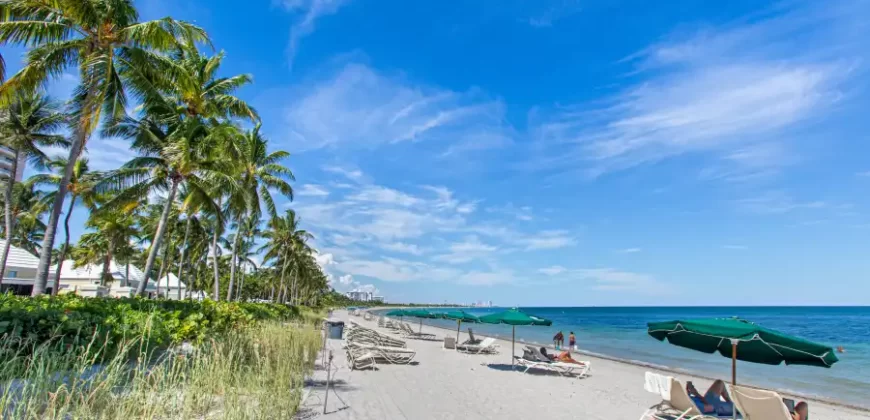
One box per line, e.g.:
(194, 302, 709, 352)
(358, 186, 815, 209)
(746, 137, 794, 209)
(419, 318, 423, 333)
(511, 325, 515, 367)
(456, 320, 461, 342)
(731, 340, 738, 420)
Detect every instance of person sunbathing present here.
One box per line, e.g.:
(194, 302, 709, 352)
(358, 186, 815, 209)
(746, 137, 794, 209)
(686, 380, 735, 416)
(554, 351, 585, 365)
(538, 347, 556, 360)
(792, 401, 808, 420)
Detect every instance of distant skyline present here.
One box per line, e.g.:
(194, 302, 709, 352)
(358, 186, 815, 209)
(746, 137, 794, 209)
(4, 0, 870, 306)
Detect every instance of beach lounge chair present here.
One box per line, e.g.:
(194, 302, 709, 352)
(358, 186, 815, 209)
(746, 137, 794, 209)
(346, 346, 376, 370)
(640, 373, 726, 420)
(347, 342, 417, 365)
(514, 346, 591, 378)
(457, 337, 499, 354)
(398, 323, 437, 340)
(461, 328, 482, 345)
(730, 385, 792, 420)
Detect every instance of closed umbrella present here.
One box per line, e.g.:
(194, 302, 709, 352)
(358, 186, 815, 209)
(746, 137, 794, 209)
(479, 308, 552, 366)
(442, 310, 480, 342)
(648, 318, 839, 419)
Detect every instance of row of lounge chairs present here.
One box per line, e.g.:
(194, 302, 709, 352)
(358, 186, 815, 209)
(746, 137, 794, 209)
(642, 372, 801, 420)
(514, 345, 591, 378)
(345, 320, 417, 370)
(380, 317, 438, 340)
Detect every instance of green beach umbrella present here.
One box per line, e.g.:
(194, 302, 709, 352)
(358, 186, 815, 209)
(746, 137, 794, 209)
(480, 308, 552, 365)
(384, 309, 407, 317)
(648, 317, 839, 387)
(442, 310, 480, 342)
(405, 309, 437, 332)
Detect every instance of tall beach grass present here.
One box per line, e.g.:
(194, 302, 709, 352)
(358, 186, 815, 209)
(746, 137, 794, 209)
(0, 319, 322, 419)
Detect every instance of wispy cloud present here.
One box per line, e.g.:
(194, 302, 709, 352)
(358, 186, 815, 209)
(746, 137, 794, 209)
(735, 191, 826, 214)
(297, 184, 330, 197)
(322, 165, 363, 181)
(526, 0, 582, 27)
(526, 1, 863, 178)
(856, 170, 870, 177)
(538, 266, 660, 292)
(616, 247, 642, 254)
(277, 0, 350, 68)
(281, 63, 512, 154)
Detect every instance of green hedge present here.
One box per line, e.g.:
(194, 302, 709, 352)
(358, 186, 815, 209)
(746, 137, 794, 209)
(0, 294, 301, 359)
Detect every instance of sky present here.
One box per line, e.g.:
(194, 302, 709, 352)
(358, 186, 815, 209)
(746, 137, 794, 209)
(4, 0, 870, 306)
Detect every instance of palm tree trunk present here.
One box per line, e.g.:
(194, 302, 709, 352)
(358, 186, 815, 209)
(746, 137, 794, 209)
(125, 261, 130, 288)
(0, 150, 19, 288)
(225, 213, 244, 301)
(101, 249, 112, 287)
(137, 178, 180, 296)
(177, 216, 192, 300)
(51, 195, 77, 296)
(33, 119, 89, 296)
(212, 197, 222, 301)
(157, 242, 170, 298)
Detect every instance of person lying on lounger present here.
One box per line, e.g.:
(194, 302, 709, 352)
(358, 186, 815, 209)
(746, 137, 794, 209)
(686, 380, 735, 416)
(539, 347, 556, 360)
(792, 401, 808, 420)
(554, 351, 585, 365)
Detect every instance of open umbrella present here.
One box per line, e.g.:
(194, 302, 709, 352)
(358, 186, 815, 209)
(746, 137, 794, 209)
(480, 308, 552, 365)
(442, 310, 480, 342)
(648, 318, 838, 418)
(384, 309, 407, 317)
(405, 309, 438, 333)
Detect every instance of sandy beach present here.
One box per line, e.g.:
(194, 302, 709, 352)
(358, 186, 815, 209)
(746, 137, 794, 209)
(298, 310, 868, 420)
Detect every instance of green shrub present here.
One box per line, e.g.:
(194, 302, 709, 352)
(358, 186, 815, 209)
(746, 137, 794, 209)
(0, 294, 303, 360)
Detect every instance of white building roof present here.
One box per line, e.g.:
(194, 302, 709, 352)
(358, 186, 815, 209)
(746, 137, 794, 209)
(156, 272, 186, 289)
(52, 260, 158, 291)
(0, 239, 39, 270)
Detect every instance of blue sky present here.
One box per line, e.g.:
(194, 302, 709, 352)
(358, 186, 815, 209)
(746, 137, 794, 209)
(5, 0, 870, 306)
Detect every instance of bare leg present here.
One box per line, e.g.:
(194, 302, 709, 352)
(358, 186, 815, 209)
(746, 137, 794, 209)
(794, 402, 808, 420)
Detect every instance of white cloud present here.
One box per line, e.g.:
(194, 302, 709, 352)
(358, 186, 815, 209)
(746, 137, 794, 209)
(523, 230, 575, 250)
(314, 252, 336, 268)
(487, 203, 534, 221)
(856, 171, 870, 177)
(322, 165, 363, 181)
(348, 185, 420, 207)
(526, 1, 859, 178)
(298, 184, 330, 197)
(735, 191, 826, 214)
(617, 247, 642, 254)
(278, 0, 350, 68)
(381, 242, 424, 256)
(573, 268, 659, 292)
(338, 274, 353, 285)
(538, 265, 567, 276)
(433, 235, 498, 264)
(282, 63, 511, 154)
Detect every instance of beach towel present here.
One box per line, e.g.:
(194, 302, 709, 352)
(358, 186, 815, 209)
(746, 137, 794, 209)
(644, 371, 672, 401)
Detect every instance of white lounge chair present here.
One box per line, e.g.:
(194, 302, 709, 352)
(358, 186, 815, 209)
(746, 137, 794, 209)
(640, 373, 723, 420)
(730, 385, 792, 420)
(347, 342, 417, 365)
(399, 323, 437, 340)
(457, 337, 499, 354)
(514, 346, 590, 378)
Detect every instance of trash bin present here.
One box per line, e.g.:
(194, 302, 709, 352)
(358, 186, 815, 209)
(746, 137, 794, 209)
(325, 320, 345, 339)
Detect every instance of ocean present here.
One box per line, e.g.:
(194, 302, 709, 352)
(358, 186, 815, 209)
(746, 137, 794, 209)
(383, 306, 870, 409)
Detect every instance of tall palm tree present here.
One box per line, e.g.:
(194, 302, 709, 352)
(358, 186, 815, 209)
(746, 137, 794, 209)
(260, 210, 310, 304)
(226, 125, 293, 301)
(100, 116, 237, 296)
(76, 195, 138, 286)
(0, 92, 66, 286)
(30, 157, 99, 295)
(0, 180, 49, 256)
(0, 0, 211, 296)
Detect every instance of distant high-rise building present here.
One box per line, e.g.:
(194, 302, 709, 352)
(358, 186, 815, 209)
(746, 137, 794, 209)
(0, 147, 24, 182)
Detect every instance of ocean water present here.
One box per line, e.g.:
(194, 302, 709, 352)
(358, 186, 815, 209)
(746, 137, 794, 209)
(385, 306, 870, 408)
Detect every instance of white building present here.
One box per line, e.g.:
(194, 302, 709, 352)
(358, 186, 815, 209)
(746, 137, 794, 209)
(345, 291, 383, 302)
(0, 146, 25, 181)
(0, 239, 41, 294)
(156, 272, 188, 300)
(52, 259, 160, 298)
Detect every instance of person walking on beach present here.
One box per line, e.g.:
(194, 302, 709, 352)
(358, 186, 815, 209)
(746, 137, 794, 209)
(569, 331, 576, 350)
(553, 331, 564, 350)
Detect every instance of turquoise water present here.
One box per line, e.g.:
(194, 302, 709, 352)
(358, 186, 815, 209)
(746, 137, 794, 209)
(385, 306, 870, 408)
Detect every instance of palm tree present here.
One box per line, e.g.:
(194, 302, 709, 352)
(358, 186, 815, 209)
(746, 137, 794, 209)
(260, 210, 311, 304)
(0, 0, 211, 296)
(0, 180, 49, 256)
(75, 196, 138, 286)
(100, 116, 237, 296)
(226, 125, 293, 301)
(0, 92, 66, 286)
(30, 157, 99, 295)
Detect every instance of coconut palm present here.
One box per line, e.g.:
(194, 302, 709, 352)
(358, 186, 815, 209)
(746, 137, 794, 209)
(29, 157, 99, 295)
(0, 0, 211, 295)
(0, 92, 66, 285)
(225, 125, 293, 301)
(100, 116, 237, 296)
(0, 180, 49, 256)
(75, 196, 138, 285)
(260, 210, 311, 304)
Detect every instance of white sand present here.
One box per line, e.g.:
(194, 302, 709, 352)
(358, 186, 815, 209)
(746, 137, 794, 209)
(298, 310, 868, 420)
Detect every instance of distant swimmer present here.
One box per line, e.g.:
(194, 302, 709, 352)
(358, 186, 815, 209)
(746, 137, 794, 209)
(837, 346, 845, 354)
